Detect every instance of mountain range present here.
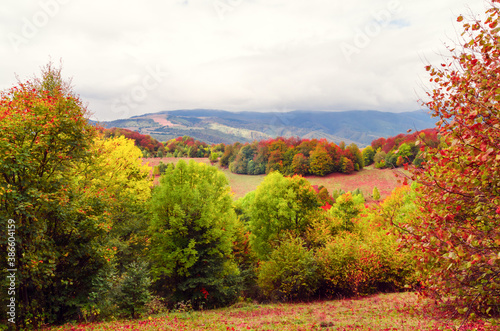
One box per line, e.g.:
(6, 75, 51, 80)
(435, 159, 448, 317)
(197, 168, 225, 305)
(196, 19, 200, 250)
(94, 109, 436, 147)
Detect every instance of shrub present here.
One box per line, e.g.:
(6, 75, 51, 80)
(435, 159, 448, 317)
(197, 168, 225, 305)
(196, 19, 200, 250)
(316, 233, 380, 296)
(115, 261, 152, 318)
(257, 236, 319, 301)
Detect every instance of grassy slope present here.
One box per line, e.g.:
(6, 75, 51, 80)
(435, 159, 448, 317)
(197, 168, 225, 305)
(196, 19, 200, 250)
(45, 292, 499, 330)
(144, 158, 404, 201)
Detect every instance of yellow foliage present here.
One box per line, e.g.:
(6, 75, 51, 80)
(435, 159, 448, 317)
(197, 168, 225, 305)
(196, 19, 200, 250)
(76, 135, 153, 203)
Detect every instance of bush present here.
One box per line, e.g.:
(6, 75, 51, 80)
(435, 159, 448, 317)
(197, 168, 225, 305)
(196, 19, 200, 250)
(316, 227, 414, 297)
(115, 261, 151, 318)
(316, 233, 380, 296)
(257, 236, 319, 301)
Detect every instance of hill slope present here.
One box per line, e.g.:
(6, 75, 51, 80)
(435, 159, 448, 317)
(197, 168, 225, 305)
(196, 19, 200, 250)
(95, 109, 435, 146)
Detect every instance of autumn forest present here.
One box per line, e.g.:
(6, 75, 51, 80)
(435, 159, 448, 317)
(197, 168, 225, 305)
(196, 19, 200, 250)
(1, 3, 500, 331)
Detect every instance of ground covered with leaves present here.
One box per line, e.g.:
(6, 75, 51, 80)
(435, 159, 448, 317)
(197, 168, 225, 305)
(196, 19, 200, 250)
(45, 292, 500, 330)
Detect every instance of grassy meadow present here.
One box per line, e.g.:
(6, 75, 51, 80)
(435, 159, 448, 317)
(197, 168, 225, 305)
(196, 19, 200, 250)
(45, 292, 499, 330)
(143, 157, 404, 201)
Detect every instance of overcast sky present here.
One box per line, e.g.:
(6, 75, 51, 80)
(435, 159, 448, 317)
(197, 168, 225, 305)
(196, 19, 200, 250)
(0, 0, 489, 121)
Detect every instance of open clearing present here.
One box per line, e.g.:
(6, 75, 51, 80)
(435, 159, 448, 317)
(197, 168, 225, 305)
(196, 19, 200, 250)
(143, 157, 405, 200)
(45, 292, 498, 330)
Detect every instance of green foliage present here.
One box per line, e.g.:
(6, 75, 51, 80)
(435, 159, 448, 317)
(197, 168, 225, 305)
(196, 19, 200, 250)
(331, 189, 346, 201)
(316, 186, 418, 298)
(148, 160, 241, 308)
(328, 193, 365, 233)
(257, 236, 319, 301)
(372, 186, 381, 201)
(248, 172, 321, 260)
(347, 143, 364, 170)
(397, 143, 411, 159)
(362, 146, 376, 166)
(0, 63, 101, 327)
(208, 151, 219, 164)
(373, 151, 387, 169)
(309, 145, 333, 176)
(156, 161, 170, 175)
(115, 261, 152, 318)
(219, 143, 240, 168)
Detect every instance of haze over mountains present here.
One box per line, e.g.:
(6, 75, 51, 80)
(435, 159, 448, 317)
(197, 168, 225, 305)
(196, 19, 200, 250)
(96, 109, 436, 147)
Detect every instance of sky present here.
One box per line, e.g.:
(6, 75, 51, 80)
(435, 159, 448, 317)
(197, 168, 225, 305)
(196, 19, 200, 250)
(0, 0, 489, 121)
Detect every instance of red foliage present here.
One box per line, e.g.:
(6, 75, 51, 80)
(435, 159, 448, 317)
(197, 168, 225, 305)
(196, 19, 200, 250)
(105, 128, 163, 153)
(320, 203, 332, 211)
(374, 129, 439, 154)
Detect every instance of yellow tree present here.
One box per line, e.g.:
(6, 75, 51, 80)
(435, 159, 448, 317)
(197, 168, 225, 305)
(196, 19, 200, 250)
(0, 63, 152, 326)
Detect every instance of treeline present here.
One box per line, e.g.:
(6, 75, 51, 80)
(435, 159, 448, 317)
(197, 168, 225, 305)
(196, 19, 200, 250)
(364, 128, 440, 169)
(163, 136, 212, 157)
(104, 127, 165, 157)
(215, 137, 364, 176)
(107, 128, 441, 177)
(104, 124, 441, 177)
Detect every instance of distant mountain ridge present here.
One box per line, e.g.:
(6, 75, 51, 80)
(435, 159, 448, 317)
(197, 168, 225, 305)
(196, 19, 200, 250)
(94, 109, 436, 147)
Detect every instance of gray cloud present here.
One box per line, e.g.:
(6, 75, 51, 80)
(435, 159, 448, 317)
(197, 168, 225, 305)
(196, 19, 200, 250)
(0, 0, 488, 121)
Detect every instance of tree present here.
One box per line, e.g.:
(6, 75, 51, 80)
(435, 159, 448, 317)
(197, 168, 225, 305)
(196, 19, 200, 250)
(0, 63, 100, 326)
(77, 135, 152, 270)
(328, 193, 364, 233)
(114, 261, 151, 318)
(249, 172, 321, 259)
(341, 157, 355, 174)
(257, 236, 319, 301)
(309, 145, 333, 176)
(372, 186, 381, 201)
(209, 151, 219, 164)
(291, 153, 309, 175)
(362, 146, 376, 166)
(405, 2, 500, 316)
(148, 160, 240, 308)
(347, 143, 364, 170)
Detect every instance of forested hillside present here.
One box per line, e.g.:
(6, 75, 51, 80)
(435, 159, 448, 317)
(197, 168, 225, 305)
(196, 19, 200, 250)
(95, 108, 436, 147)
(1, 3, 499, 330)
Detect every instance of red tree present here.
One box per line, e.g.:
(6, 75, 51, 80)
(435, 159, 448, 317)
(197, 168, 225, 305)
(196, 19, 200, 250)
(404, 2, 500, 316)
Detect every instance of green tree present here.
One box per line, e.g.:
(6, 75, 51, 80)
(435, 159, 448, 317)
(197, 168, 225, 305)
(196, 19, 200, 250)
(208, 151, 219, 164)
(115, 261, 151, 318)
(397, 143, 411, 159)
(0, 63, 101, 326)
(148, 160, 240, 308)
(249, 172, 321, 259)
(406, 3, 500, 316)
(362, 146, 376, 166)
(309, 145, 333, 176)
(328, 193, 365, 233)
(347, 143, 364, 170)
(372, 186, 381, 201)
(257, 236, 319, 301)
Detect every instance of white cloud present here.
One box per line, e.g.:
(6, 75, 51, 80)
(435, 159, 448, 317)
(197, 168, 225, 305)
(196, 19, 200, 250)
(0, 0, 489, 120)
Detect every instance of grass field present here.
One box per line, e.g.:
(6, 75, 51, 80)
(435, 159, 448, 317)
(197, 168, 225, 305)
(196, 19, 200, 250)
(143, 158, 405, 201)
(45, 292, 499, 330)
